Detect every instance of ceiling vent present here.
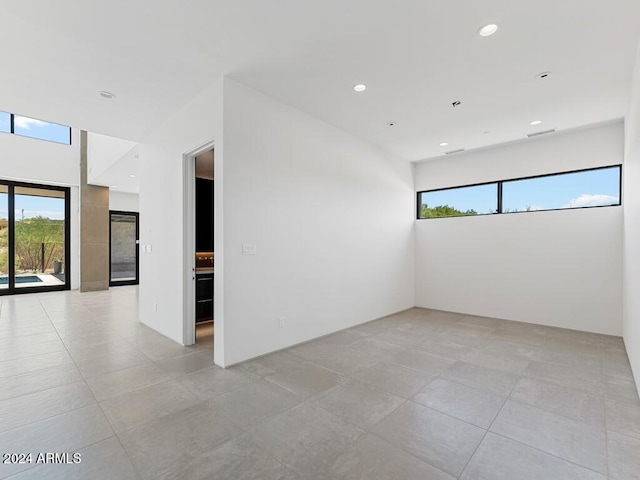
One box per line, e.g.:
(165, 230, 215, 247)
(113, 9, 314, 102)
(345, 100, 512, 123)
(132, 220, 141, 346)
(445, 149, 465, 155)
(527, 129, 556, 138)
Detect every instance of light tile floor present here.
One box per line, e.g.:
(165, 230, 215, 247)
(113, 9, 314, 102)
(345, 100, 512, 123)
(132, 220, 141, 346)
(1, 287, 639, 479)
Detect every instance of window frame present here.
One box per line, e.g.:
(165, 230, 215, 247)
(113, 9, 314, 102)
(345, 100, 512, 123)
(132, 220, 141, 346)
(416, 181, 499, 219)
(0, 178, 71, 295)
(416, 164, 622, 220)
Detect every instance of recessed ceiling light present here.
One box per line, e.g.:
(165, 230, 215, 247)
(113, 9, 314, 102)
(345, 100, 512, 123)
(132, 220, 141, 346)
(530, 120, 543, 126)
(478, 24, 498, 37)
(129, 174, 136, 178)
(439, 142, 449, 147)
(110, 185, 118, 188)
(535, 72, 551, 80)
(353, 84, 367, 92)
(99, 91, 116, 100)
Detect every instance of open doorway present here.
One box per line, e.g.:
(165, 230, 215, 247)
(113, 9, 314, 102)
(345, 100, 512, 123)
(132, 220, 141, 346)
(194, 149, 214, 346)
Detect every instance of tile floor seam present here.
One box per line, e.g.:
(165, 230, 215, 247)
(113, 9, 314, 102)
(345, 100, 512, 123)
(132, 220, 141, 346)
(37, 294, 149, 480)
(260, 366, 346, 400)
(456, 371, 518, 479)
(76, 358, 155, 382)
(364, 402, 481, 479)
(274, 402, 370, 467)
(94, 375, 178, 404)
(36, 296, 126, 463)
(487, 430, 611, 479)
(179, 379, 251, 403)
(0, 382, 98, 435)
(503, 395, 607, 432)
(349, 362, 436, 399)
(412, 363, 512, 400)
(301, 358, 382, 379)
(0, 344, 70, 364)
(19, 299, 94, 403)
(602, 348, 612, 479)
(311, 391, 409, 434)
(493, 377, 609, 475)
(365, 428, 455, 480)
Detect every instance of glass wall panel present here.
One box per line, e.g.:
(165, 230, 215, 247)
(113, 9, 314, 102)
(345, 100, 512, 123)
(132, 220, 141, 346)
(502, 166, 620, 213)
(0, 185, 8, 290)
(419, 183, 497, 218)
(14, 186, 66, 289)
(110, 212, 138, 285)
(0, 111, 10, 134)
(13, 115, 71, 144)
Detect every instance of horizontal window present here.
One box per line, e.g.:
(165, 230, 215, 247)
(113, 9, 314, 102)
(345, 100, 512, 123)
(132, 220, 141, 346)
(417, 165, 621, 219)
(503, 166, 620, 212)
(0, 110, 71, 145)
(0, 111, 9, 134)
(419, 183, 497, 218)
(13, 115, 71, 145)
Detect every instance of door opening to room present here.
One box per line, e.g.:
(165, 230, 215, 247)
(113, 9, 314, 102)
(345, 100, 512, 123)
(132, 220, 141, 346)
(194, 149, 214, 345)
(109, 211, 139, 286)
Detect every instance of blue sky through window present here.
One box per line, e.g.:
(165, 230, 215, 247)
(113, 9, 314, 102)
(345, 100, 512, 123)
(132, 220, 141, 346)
(0, 194, 65, 220)
(502, 167, 619, 211)
(0, 111, 10, 133)
(13, 115, 71, 144)
(419, 166, 620, 216)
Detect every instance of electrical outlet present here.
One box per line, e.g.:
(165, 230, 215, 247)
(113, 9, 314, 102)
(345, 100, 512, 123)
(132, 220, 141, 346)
(242, 243, 257, 255)
(278, 317, 286, 328)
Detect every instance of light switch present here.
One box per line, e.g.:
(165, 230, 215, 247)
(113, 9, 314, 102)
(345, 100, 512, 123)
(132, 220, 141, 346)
(242, 243, 257, 255)
(147, 244, 152, 253)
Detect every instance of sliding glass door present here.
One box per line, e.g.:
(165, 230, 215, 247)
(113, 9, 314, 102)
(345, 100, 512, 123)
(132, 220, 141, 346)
(109, 211, 139, 286)
(0, 180, 70, 295)
(0, 185, 8, 291)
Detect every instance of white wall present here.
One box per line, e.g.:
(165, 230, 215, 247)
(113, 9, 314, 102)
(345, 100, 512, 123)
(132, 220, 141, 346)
(0, 129, 80, 185)
(623, 40, 640, 395)
(221, 79, 414, 365)
(138, 77, 414, 367)
(0, 129, 81, 289)
(138, 79, 224, 345)
(415, 122, 624, 335)
(87, 132, 137, 183)
(109, 191, 139, 212)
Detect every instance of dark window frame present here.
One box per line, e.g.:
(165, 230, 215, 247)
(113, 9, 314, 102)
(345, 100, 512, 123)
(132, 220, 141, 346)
(109, 210, 140, 287)
(0, 110, 71, 145)
(0, 179, 71, 296)
(417, 164, 622, 220)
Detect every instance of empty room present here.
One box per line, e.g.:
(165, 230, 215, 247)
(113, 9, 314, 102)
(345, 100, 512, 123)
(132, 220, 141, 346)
(1, 1, 640, 479)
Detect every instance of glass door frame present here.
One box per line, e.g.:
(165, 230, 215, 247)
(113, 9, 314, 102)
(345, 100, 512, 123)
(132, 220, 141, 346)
(0, 179, 71, 296)
(109, 210, 139, 287)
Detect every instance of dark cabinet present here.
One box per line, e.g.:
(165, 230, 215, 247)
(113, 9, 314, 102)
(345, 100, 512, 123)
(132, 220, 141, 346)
(196, 178, 214, 252)
(196, 273, 213, 323)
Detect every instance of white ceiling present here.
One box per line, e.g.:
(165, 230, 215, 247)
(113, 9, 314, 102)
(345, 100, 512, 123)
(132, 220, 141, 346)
(1, 0, 639, 163)
(90, 146, 140, 194)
